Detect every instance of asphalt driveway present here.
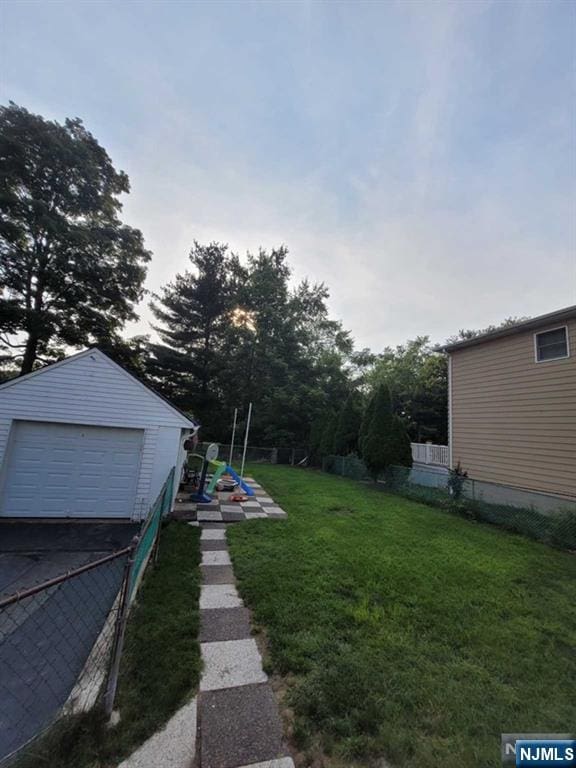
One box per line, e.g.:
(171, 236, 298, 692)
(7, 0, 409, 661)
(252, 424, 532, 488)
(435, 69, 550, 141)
(0, 521, 139, 762)
(0, 521, 139, 599)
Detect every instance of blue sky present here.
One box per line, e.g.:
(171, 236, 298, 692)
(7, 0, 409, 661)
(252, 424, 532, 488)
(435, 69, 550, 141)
(1, 0, 575, 349)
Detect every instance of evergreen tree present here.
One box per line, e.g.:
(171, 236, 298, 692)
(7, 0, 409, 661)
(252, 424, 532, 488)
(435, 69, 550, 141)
(362, 383, 394, 478)
(366, 337, 448, 443)
(149, 242, 238, 433)
(362, 383, 414, 478)
(389, 416, 413, 468)
(334, 391, 361, 455)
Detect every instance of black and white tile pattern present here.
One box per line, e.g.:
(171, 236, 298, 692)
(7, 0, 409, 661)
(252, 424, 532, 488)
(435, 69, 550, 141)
(177, 476, 288, 524)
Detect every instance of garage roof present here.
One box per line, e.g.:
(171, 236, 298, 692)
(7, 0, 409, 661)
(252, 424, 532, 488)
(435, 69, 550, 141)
(0, 348, 199, 431)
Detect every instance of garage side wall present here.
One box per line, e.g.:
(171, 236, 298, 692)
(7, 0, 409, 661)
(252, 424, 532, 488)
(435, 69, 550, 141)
(0, 352, 193, 519)
(149, 427, 185, 511)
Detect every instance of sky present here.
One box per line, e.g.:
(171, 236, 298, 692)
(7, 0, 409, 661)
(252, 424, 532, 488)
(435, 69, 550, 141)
(1, 0, 575, 351)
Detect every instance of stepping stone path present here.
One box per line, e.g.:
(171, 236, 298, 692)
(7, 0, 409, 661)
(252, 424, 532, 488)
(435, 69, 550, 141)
(193, 478, 294, 768)
(173, 476, 288, 524)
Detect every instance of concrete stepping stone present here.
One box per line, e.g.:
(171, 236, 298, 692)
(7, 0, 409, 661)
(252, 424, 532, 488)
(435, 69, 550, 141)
(198, 510, 223, 522)
(236, 760, 295, 768)
(195, 478, 292, 768)
(199, 683, 286, 768)
(200, 584, 242, 610)
(201, 529, 227, 540)
(221, 510, 245, 522)
(174, 502, 196, 512)
(202, 550, 232, 566)
(118, 698, 197, 768)
(200, 638, 267, 691)
(201, 565, 235, 585)
(200, 540, 229, 552)
(199, 607, 252, 643)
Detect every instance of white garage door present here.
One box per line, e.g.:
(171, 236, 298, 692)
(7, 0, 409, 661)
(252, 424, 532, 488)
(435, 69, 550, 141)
(0, 421, 144, 518)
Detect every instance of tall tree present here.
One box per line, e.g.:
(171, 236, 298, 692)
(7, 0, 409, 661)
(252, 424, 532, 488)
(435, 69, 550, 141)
(0, 103, 150, 373)
(320, 412, 338, 458)
(359, 387, 378, 458)
(362, 383, 413, 478)
(362, 383, 394, 479)
(446, 316, 530, 344)
(149, 241, 240, 433)
(149, 241, 356, 446)
(367, 337, 448, 443)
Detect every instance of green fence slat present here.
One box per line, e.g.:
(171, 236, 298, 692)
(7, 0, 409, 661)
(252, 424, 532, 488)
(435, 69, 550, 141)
(130, 466, 175, 597)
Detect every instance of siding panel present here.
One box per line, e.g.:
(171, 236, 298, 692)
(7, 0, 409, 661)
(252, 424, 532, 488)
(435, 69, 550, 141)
(451, 317, 576, 500)
(0, 351, 192, 518)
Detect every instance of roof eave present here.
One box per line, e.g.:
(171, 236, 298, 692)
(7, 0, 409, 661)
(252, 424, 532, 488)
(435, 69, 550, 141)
(440, 305, 576, 353)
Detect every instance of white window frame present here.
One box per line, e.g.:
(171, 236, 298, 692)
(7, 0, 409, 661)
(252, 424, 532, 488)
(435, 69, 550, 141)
(533, 325, 570, 363)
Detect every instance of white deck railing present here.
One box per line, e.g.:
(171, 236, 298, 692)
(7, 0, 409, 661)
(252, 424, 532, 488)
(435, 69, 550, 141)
(411, 442, 449, 467)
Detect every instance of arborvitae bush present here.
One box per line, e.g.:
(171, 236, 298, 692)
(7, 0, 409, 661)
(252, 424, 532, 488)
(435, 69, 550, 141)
(362, 383, 413, 478)
(334, 392, 361, 455)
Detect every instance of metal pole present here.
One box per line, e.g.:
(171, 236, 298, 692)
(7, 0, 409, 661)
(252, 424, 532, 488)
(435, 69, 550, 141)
(229, 407, 238, 466)
(240, 402, 252, 483)
(104, 536, 138, 716)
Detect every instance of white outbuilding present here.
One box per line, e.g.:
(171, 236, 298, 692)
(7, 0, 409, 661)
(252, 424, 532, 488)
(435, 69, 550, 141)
(0, 349, 197, 520)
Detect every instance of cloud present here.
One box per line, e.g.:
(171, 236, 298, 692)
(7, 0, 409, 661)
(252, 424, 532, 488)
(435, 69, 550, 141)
(3, 0, 574, 352)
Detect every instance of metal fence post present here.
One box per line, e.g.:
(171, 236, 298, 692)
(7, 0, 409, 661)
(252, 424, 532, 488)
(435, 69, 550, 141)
(104, 536, 139, 717)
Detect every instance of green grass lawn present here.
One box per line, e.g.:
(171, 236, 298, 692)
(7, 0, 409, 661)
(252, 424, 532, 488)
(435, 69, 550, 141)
(15, 521, 201, 768)
(228, 466, 576, 768)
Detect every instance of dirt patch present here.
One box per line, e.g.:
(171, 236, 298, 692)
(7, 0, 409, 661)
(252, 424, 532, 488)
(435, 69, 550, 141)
(326, 506, 355, 516)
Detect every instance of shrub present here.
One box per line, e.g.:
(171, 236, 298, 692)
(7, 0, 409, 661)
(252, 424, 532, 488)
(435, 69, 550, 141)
(334, 392, 362, 456)
(362, 384, 413, 479)
(447, 461, 468, 500)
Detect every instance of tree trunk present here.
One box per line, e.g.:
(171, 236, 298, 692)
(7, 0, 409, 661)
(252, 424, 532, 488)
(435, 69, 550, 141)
(21, 332, 39, 374)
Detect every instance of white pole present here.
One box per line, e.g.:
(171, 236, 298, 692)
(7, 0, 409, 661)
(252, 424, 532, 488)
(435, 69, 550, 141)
(229, 408, 238, 466)
(240, 402, 252, 482)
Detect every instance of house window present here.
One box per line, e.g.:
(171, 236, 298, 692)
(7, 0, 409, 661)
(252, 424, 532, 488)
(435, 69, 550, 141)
(534, 327, 569, 362)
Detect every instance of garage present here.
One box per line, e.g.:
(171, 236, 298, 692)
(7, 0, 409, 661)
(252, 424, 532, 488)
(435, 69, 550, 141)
(1, 421, 144, 518)
(0, 349, 198, 520)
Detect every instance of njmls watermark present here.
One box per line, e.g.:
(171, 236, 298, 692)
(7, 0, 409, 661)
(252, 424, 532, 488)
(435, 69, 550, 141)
(502, 735, 575, 766)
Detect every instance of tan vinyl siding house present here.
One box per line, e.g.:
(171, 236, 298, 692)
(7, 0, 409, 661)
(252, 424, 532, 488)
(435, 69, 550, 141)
(444, 307, 576, 502)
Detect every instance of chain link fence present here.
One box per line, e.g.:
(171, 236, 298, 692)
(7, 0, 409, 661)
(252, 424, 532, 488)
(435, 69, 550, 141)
(322, 455, 576, 550)
(197, 442, 307, 465)
(0, 467, 175, 765)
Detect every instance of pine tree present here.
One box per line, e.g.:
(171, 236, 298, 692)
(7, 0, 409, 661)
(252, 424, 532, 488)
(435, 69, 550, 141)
(149, 242, 236, 432)
(334, 391, 361, 455)
(362, 384, 414, 478)
(389, 415, 413, 468)
(362, 383, 394, 478)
